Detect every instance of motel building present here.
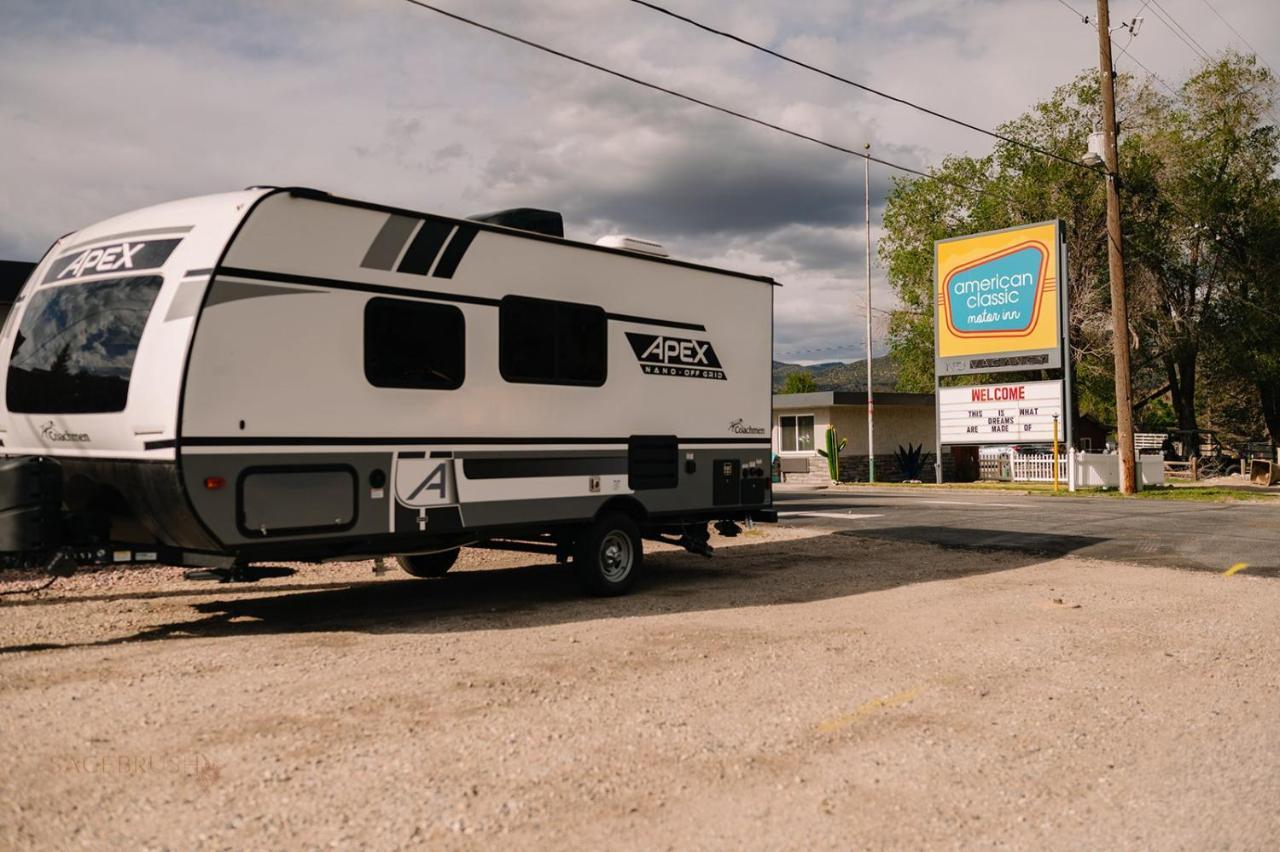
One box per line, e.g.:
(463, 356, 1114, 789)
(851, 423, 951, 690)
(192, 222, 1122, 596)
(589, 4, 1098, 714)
(772, 391, 943, 484)
(773, 389, 1108, 485)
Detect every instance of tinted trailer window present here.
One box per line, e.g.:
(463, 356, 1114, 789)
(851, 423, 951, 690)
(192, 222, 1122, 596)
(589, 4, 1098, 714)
(6, 276, 162, 413)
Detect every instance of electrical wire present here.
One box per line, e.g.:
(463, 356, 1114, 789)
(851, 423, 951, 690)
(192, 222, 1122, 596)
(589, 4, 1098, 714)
(1148, 0, 1214, 60)
(1199, 0, 1278, 75)
(394, 0, 1039, 205)
(406, 0, 1265, 325)
(1054, 0, 1091, 20)
(628, 0, 1095, 173)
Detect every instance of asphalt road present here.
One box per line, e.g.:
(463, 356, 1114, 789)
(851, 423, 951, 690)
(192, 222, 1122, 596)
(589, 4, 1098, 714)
(774, 486, 1280, 576)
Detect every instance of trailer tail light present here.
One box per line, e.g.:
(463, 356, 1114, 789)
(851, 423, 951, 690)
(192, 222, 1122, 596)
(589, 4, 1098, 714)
(204, 476, 226, 491)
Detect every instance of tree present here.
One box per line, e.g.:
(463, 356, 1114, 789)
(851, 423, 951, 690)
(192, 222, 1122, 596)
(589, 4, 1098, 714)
(780, 371, 818, 394)
(1133, 53, 1278, 445)
(879, 52, 1280, 446)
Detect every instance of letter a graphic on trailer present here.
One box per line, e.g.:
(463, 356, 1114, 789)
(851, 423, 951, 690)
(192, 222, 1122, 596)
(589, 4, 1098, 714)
(406, 463, 448, 501)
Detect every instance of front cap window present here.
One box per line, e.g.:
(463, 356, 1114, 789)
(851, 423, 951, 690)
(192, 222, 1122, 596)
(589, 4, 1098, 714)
(6, 276, 163, 414)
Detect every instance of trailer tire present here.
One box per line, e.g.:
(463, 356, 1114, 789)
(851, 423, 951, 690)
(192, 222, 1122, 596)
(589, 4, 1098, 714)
(397, 549, 460, 578)
(573, 512, 642, 596)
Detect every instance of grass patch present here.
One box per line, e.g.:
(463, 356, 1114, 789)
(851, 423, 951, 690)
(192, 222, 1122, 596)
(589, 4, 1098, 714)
(823, 480, 1276, 501)
(1060, 485, 1277, 502)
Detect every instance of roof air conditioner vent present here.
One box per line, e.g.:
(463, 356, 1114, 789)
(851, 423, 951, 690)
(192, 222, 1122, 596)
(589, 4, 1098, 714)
(595, 234, 668, 257)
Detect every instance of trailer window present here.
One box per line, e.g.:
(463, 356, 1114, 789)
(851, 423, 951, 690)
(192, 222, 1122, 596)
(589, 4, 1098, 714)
(499, 296, 606, 386)
(6, 276, 162, 414)
(364, 298, 465, 390)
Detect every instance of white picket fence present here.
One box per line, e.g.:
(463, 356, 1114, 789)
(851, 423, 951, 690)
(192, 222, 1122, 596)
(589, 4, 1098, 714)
(1010, 453, 1069, 482)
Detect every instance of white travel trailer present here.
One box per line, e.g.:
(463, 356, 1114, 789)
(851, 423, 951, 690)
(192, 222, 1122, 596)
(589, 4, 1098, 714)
(0, 187, 776, 594)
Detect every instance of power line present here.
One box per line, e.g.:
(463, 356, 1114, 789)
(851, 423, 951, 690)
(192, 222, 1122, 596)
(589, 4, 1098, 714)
(629, 0, 1095, 174)
(1199, 0, 1277, 75)
(1054, 0, 1091, 20)
(394, 0, 1040, 205)
(1117, 43, 1183, 98)
(1054, 0, 1182, 97)
(1146, 0, 1213, 61)
(1195, 0, 1280, 125)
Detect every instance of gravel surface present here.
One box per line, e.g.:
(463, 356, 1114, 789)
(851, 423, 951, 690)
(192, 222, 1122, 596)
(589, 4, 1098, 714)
(2, 525, 1278, 850)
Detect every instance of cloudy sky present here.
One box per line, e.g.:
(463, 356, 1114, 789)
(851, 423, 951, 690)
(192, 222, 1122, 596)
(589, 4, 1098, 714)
(4, 0, 1278, 363)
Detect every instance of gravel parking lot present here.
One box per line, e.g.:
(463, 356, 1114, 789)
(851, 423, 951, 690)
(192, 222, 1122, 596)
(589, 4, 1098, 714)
(2, 525, 1278, 849)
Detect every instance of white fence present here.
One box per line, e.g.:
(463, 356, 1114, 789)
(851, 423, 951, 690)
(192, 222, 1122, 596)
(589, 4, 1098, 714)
(1010, 454, 1069, 482)
(983, 450, 1167, 488)
(1075, 451, 1166, 488)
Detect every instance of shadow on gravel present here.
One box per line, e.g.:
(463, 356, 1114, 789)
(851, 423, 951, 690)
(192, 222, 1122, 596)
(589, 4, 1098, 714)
(0, 532, 1067, 654)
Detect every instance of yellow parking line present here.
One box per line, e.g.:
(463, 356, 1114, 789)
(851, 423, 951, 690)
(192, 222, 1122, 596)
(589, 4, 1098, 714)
(1224, 562, 1249, 577)
(818, 688, 921, 733)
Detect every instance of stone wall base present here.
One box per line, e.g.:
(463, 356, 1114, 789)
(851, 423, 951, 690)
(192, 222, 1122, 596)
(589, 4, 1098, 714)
(781, 452, 955, 484)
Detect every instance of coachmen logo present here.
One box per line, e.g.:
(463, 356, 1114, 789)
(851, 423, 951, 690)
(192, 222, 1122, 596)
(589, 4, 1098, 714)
(728, 418, 766, 435)
(625, 332, 726, 381)
(43, 238, 183, 285)
(41, 421, 90, 443)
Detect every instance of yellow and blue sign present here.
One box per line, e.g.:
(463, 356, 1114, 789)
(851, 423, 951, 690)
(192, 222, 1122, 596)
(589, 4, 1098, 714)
(935, 221, 1064, 375)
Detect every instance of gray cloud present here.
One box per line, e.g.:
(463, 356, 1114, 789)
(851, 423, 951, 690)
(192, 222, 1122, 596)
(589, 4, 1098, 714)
(4, 0, 1278, 362)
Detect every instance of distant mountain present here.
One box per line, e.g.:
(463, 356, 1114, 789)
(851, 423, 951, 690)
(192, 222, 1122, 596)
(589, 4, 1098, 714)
(773, 356, 898, 393)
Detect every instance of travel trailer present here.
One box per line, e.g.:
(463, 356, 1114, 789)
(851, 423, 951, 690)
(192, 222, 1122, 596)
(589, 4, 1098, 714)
(0, 187, 776, 594)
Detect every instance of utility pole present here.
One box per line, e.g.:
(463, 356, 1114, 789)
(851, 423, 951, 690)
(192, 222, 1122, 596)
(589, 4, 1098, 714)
(1095, 0, 1138, 493)
(864, 144, 875, 484)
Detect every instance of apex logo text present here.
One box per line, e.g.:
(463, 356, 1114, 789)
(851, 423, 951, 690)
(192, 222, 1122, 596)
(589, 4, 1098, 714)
(43, 238, 183, 284)
(625, 332, 726, 381)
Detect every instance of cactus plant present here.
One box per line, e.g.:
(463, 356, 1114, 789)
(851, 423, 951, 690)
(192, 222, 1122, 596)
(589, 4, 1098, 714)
(815, 426, 847, 481)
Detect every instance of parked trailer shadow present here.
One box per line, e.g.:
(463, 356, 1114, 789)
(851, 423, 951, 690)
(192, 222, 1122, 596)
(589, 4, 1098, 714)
(0, 530, 1104, 654)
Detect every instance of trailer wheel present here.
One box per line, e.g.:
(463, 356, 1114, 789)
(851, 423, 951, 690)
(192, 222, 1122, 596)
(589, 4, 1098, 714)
(573, 513, 642, 596)
(396, 549, 460, 578)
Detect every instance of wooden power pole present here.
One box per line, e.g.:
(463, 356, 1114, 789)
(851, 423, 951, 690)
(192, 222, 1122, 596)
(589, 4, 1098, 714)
(1095, 0, 1138, 493)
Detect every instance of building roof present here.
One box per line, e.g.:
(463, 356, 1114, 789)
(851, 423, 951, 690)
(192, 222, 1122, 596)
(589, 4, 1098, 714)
(773, 391, 935, 409)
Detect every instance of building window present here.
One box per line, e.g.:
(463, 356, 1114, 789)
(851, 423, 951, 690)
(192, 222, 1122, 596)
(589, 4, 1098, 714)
(779, 414, 815, 452)
(364, 297, 465, 389)
(499, 295, 606, 386)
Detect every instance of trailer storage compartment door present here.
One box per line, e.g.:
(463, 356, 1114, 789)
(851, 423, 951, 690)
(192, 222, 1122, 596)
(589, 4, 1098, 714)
(238, 467, 357, 536)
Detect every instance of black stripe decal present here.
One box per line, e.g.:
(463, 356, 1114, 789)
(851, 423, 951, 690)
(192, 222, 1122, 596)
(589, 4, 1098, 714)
(361, 214, 419, 270)
(397, 220, 454, 275)
(679, 438, 772, 445)
(462, 456, 628, 480)
(184, 268, 214, 278)
(144, 439, 177, 450)
(178, 436, 771, 448)
(217, 266, 501, 307)
(398, 451, 427, 459)
(432, 225, 478, 279)
(606, 312, 705, 332)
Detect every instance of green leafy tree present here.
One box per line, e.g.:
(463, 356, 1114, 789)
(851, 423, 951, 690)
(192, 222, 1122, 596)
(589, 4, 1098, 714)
(879, 52, 1280, 445)
(780, 370, 818, 394)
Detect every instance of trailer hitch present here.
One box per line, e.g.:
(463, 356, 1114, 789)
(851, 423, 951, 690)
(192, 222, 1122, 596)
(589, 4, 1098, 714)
(46, 550, 79, 579)
(648, 535, 715, 557)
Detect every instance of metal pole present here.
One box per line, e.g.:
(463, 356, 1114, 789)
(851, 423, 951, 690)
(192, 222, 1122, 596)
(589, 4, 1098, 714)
(1095, 0, 1138, 494)
(1060, 223, 1076, 492)
(865, 144, 875, 484)
(1052, 414, 1060, 493)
